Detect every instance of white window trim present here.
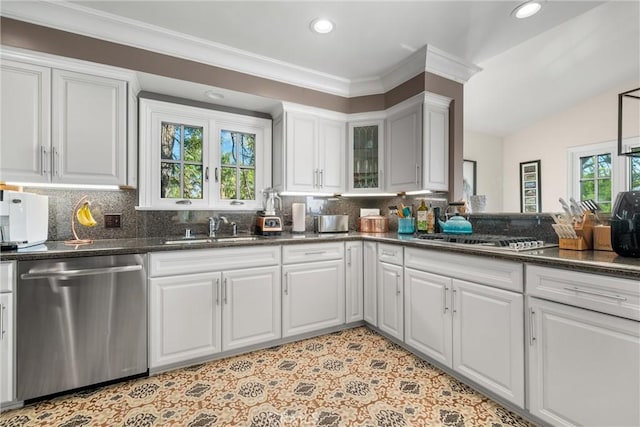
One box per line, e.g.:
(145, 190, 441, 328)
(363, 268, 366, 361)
(621, 136, 640, 191)
(566, 140, 626, 204)
(138, 98, 272, 210)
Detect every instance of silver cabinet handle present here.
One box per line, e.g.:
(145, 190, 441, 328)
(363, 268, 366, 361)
(563, 286, 627, 301)
(53, 147, 59, 177)
(0, 303, 4, 340)
(284, 272, 288, 295)
(529, 308, 536, 345)
(40, 145, 48, 175)
(443, 286, 449, 313)
(21, 265, 142, 280)
(320, 169, 324, 188)
(304, 251, 326, 256)
(176, 199, 192, 205)
(396, 272, 401, 295)
(381, 250, 396, 257)
(216, 278, 220, 305)
(205, 166, 209, 181)
(224, 278, 228, 304)
(415, 164, 419, 185)
(347, 248, 352, 266)
(452, 288, 457, 313)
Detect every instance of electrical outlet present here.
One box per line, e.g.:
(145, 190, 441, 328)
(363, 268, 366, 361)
(104, 213, 122, 228)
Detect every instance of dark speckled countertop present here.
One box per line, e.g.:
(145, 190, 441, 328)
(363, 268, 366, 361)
(2, 232, 639, 279)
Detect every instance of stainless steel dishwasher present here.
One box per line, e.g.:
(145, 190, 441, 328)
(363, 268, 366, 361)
(17, 254, 147, 401)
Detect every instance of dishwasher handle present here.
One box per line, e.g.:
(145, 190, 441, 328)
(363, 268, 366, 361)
(21, 264, 143, 280)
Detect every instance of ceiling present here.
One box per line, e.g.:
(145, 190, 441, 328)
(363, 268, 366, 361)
(3, 1, 639, 137)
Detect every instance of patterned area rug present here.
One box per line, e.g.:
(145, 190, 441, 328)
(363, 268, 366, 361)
(0, 327, 534, 426)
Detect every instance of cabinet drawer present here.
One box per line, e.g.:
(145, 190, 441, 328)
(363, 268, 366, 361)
(0, 261, 15, 292)
(282, 242, 344, 264)
(405, 248, 522, 292)
(378, 243, 403, 265)
(150, 246, 281, 277)
(526, 264, 640, 321)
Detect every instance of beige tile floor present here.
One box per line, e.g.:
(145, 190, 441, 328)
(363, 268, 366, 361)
(0, 327, 534, 426)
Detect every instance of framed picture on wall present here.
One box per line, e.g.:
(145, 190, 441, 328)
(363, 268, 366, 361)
(520, 160, 541, 213)
(463, 159, 477, 196)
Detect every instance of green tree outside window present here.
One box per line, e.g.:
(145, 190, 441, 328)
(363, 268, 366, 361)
(160, 122, 203, 199)
(220, 130, 256, 200)
(579, 153, 612, 213)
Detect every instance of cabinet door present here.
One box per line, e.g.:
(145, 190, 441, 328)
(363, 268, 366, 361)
(0, 60, 51, 183)
(363, 241, 377, 326)
(528, 297, 640, 427)
(377, 261, 404, 340)
(285, 112, 317, 191)
(52, 69, 127, 185)
(149, 272, 222, 368)
(404, 268, 452, 367)
(222, 266, 281, 351)
(345, 242, 364, 323)
(422, 99, 449, 191)
(0, 293, 13, 404)
(452, 279, 524, 407)
(386, 103, 422, 192)
(282, 260, 345, 337)
(348, 120, 384, 192)
(317, 118, 345, 192)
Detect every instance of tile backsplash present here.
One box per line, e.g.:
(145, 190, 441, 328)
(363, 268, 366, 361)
(25, 187, 556, 242)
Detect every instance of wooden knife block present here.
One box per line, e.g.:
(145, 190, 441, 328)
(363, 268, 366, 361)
(559, 214, 594, 251)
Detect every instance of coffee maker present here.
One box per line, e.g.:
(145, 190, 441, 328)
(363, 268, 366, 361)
(611, 191, 640, 257)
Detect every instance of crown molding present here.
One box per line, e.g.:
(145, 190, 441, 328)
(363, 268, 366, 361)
(0, 0, 481, 97)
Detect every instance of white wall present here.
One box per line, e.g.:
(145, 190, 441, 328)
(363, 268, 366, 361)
(463, 130, 504, 212)
(501, 81, 640, 212)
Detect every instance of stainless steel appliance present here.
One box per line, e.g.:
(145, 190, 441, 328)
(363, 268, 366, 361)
(314, 215, 349, 233)
(17, 254, 147, 401)
(415, 233, 557, 251)
(611, 190, 640, 257)
(0, 190, 48, 249)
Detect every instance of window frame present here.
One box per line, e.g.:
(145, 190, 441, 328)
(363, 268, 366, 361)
(567, 140, 628, 212)
(138, 98, 272, 210)
(621, 137, 640, 191)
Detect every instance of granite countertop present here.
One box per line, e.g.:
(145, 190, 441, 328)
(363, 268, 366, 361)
(2, 232, 639, 279)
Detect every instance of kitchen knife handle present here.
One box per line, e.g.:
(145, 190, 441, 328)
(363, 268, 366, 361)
(284, 272, 288, 295)
(529, 308, 536, 345)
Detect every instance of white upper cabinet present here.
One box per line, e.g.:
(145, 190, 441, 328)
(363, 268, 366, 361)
(52, 69, 127, 186)
(0, 60, 51, 184)
(0, 55, 131, 186)
(138, 98, 272, 210)
(422, 94, 450, 192)
(385, 100, 423, 192)
(273, 105, 346, 194)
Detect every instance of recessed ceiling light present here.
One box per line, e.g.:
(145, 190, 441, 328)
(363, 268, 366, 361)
(310, 18, 334, 34)
(512, 1, 542, 19)
(204, 90, 224, 100)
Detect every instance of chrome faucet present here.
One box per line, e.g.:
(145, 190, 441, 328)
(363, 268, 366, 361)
(208, 216, 229, 237)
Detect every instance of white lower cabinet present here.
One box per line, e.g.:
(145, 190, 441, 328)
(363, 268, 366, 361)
(451, 279, 524, 407)
(345, 241, 364, 323)
(149, 247, 281, 369)
(528, 297, 640, 427)
(150, 272, 222, 368)
(282, 260, 345, 337)
(1, 261, 15, 406)
(378, 261, 404, 341)
(221, 266, 281, 351)
(363, 241, 377, 326)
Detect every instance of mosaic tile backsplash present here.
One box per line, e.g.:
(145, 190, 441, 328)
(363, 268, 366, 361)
(25, 187, 558, 243)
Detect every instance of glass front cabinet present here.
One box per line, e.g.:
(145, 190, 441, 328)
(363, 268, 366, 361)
(348, 120, 384, 193)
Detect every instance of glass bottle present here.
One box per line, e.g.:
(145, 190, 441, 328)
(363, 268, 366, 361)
(417, 199, 428, 232)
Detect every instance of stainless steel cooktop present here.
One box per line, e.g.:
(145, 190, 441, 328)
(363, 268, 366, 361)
(414, 233, 558, 251)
